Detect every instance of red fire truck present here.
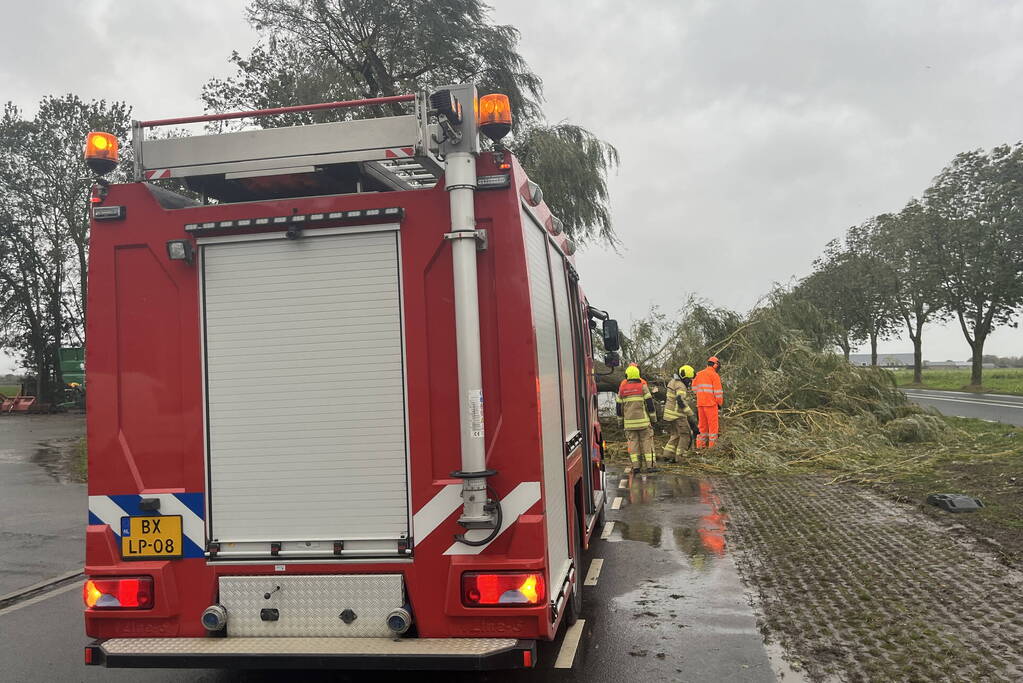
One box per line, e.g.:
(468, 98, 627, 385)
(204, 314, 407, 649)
(82, 83, 622, 670)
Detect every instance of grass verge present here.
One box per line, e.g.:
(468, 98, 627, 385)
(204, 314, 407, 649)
(602, 415, 1023, 565)
(0, 384, 19, 396)
(889, 367, 1023, 395)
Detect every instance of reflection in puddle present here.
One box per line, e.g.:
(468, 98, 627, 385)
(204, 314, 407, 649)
(31, 443, 76, 483)
(617, 473, 731, 568)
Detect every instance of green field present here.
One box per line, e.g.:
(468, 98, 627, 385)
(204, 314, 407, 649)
(0, 385, 19, 396)
(889, 367, 1023, 395)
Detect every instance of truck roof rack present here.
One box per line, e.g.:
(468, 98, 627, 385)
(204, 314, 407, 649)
(133, 93, 445, 201)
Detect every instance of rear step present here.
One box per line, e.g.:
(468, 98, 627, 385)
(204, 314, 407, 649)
(87, 637, 536, 670)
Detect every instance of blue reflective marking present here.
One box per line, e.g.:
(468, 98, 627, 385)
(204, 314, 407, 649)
(109, 494, 145, 516)
(88, 511, 105, 528)
(175, 492, 205, 520)
(181, 536, 204, 558)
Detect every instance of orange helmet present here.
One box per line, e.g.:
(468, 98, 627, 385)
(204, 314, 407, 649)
(708, 356, 720, 367)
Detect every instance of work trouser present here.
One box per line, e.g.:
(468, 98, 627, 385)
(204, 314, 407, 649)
(662, 418, 690, 460)
(626, 426, 655, 468)
(695, 405, 719, 449)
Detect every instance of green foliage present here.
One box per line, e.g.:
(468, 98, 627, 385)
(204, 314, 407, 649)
(201, 0, 618, 244)
(0, 96, 132, 399)
(509, 124, 619, 245)
(922, 144, 1023, 384)
(883, 414, 948, 444)
(794, 142, 1023, 386)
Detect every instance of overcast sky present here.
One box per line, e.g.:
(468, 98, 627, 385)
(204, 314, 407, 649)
(1, 0, 1021, 374)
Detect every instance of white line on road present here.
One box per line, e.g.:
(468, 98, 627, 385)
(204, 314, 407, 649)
(554, 619, 586, 669)
(0, 580, 81, 617)
(600, 521, 615, 539)
(618, 478, 628, 489)
(583, 558, 603, 586)
(611, 496, 623, 510)
(0, 569, 82, 604)
(906, 394, 1022, 409)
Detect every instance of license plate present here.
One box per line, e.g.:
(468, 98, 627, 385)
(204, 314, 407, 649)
(120, 515, 183, 559)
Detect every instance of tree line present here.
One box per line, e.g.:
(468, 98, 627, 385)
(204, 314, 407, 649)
(0, 98, 132, 400)
(0, 0, 617, 401)
(793, 144, 1023, 386)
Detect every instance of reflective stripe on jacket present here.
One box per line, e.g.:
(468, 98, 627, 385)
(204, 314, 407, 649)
(616, 378, 655, 429)
(662, 377, 693, 421)
(693, 366, 723, 407)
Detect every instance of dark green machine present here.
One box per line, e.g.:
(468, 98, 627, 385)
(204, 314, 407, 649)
(59, 347, 85, 408)
(60, 347, 85, 385)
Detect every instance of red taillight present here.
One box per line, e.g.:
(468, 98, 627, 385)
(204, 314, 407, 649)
(461, 572, 545, 607)
(83, 577, 154, 609)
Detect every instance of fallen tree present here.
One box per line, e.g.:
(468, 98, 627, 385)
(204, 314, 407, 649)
(601, 291, 953, 478)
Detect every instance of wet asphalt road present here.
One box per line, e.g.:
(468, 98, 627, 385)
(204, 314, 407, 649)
(0, 415, 790, 682)
(0, 414, 86, 596)
(902, 388, 1023, 426)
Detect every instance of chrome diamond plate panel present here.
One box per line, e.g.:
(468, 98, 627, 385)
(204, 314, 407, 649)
(101, 637, 519, 655)
(219, 574, 403, 637)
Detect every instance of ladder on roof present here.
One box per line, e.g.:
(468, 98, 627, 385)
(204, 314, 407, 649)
(131, 91, 463, 199)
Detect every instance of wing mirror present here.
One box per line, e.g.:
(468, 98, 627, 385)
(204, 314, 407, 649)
(604, 351, 621, 368)
(602, 319, 620, 352)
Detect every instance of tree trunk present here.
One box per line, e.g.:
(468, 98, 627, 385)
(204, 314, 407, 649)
(869, 332, 878, 366)
(970, 336, 985, 387)
(912, 335, 923, 384)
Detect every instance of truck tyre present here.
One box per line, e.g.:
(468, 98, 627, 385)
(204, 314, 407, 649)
(565, 510, 583, 626)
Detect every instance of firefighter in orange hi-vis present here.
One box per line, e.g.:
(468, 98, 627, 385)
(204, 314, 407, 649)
(693, 356, 724, 448)
(617, 364, 658, 473)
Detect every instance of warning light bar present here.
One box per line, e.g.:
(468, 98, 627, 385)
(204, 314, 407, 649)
(184, 207, 404, 235)
(461, 572, 545, 607)
(83, 576, 154, 609)
(84, 132, 119, 175)
(478, 94, 512, 143)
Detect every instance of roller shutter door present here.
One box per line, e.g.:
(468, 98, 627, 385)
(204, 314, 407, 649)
(201, 227, 409, 553)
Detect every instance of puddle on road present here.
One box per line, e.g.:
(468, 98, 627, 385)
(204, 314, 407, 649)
(609, 469, 808, 682)
(31, 443, 78, 483)
(615, 473, 729, 569)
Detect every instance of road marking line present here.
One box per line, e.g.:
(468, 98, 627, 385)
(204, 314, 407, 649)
(0, 569, 82, 604)
(904, 392, 1022, 410)
(0, 580, 81, 617)
(583, 558, 603, 586)
(600, 521, 614, 539)
(554, 619, 586, 669)
(618, 478, 628, 489)
(611, 497, 623, 510)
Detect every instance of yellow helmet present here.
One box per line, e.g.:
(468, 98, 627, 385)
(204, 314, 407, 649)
(625, 365, 640, 380)
(679, 365, 695, 379)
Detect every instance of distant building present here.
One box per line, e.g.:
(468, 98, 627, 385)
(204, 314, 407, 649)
(927, 360, 996, 370)
(848, 353, 916, 368)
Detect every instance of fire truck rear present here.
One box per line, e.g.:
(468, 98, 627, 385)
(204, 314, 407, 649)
(82, 83, 622, 670)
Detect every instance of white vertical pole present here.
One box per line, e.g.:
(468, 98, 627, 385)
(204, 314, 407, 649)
(445, 151, 491, 527)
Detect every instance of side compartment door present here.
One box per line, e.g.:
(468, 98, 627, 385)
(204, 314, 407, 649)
(521, 208, 571, 595)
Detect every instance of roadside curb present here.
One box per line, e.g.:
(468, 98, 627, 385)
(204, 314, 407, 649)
(0, 569, 83, 611)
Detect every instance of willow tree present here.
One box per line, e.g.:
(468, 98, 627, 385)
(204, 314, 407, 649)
(202, 0, 618, 245)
